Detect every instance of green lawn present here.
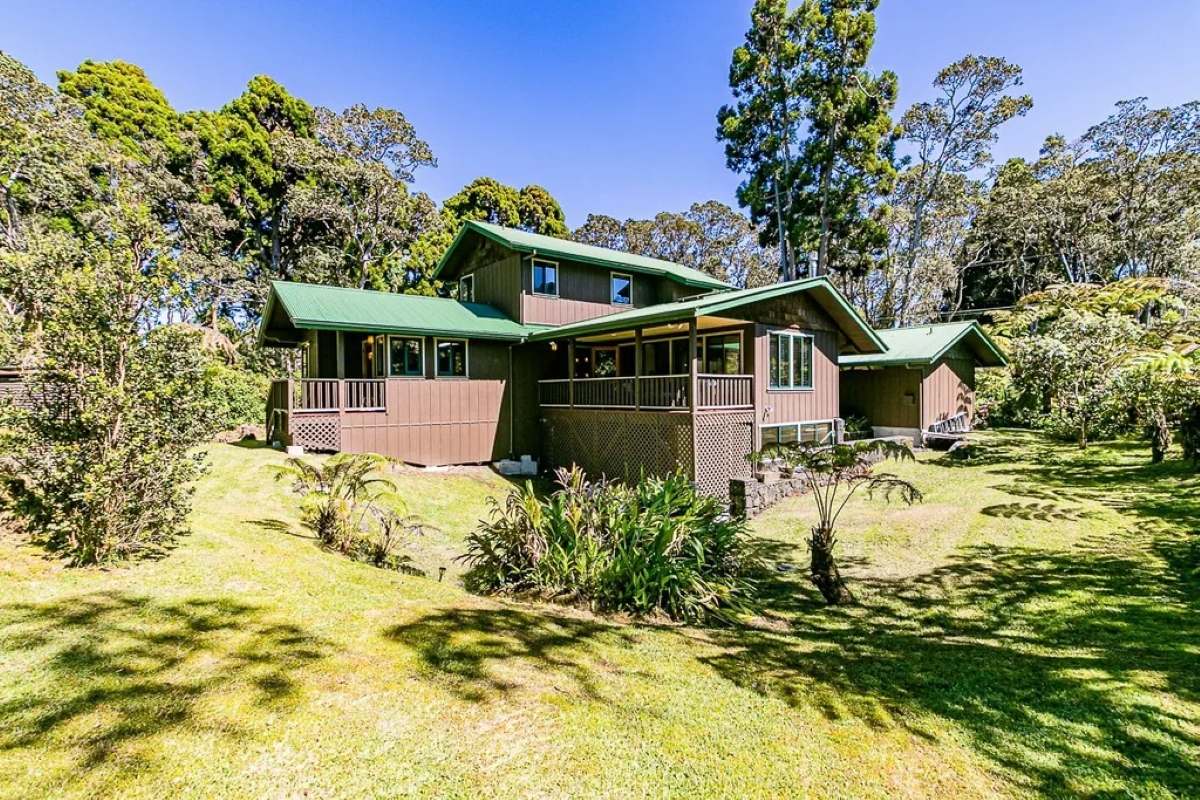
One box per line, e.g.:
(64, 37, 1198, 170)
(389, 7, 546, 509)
(0, 432, 1196, 798)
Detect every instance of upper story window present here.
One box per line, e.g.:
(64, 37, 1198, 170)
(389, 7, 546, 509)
(768, 331, 813, 390)
(531, 258, 558, 297)
(435, 339, 468, 377)
(458, 274, 475, 303)
(611, 272, 633, 305)
(388, 336, 423, 377)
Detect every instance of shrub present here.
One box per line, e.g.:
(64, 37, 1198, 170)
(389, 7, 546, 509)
(460, 467, 756, 623)
(203, 363, 267, 431)
(7, 325, 218, 565)
(272, 452, 423, 573)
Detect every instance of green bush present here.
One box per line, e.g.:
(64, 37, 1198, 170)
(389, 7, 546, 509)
(203, 363, 267, 431)
(460, 467, 757, 623)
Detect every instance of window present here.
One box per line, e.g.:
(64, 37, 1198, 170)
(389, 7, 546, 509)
(458, 274, 475, 302)
(761, 420, 833, 446)
(531, 258, 558, 296)
(768, 331, 813, 389)
(388, 336, 423, 376)
(371, 335, 387, 378)
(611, 272, 633, 305)
(435, 339, 467, 377)
(703, 333, 742, 375)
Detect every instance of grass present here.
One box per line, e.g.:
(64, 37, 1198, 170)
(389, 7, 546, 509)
(0, 431, 1196, 798)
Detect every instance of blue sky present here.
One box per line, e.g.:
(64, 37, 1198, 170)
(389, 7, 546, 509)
(4, 1, 1199, 225)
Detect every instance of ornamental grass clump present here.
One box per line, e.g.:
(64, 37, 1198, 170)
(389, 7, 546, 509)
(460, 467, 756, 622)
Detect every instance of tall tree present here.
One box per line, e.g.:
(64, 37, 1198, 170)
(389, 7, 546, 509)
(717, 0, 804, 279)
(280, 104, 438, 290)
(188, 76, 316, 298)
(793, 0, 898, 278)
(57, 60, 184, 163)
(893, 55, 1031, 323)
(442, 177, 567, 236)
(573, 202, 777, 287)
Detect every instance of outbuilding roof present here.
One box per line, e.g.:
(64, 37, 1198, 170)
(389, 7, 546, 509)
(260, 281, 533, 343)
(525, 276, 886, 354)
(839, 321, 1007, 367)
(435, 220, 732, 291)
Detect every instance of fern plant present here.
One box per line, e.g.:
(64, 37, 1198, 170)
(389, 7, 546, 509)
(271, 452, 398, 552)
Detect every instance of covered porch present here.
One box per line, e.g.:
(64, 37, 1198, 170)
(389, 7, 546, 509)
(536, 315, 754, 413)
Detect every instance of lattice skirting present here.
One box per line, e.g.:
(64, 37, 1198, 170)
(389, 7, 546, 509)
(542, 409, 693, 487)
(694, 411, 755, 500)
(289, 413, 341, 452)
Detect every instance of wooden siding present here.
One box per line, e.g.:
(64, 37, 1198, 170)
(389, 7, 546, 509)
(744, 293, 843, 442)
(520, 258, 665, 326)
(462, 253, 523, 321)
(922, 348, 975, 428)
(840, 367, 921, 429)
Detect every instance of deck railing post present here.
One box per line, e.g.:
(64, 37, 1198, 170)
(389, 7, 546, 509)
(688, 319, 698, 414)
(634, 327, 642, 411)
(568, 339, 576, 409)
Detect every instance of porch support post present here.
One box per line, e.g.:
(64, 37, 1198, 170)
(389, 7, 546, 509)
(568, 338, 576, 409)
(688, 318, 698, 413)
(336, 331, 345, 379)
(634, 327, 643, 411)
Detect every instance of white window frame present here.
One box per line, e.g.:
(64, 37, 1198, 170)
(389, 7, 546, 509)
(434, 338, 469, 378)
(610, 271, 633, 306)
(760, 419, 835, 447)
(387, 335, 424, 378)
(458, 274, 475, 303)
(768, 331, 814, 391)
(531, 257, 559, 297)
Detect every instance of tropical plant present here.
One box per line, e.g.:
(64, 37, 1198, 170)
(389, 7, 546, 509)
(271, 452, 397, 551)
(460, 467, 757, 622)
(769, 439, 922, 604)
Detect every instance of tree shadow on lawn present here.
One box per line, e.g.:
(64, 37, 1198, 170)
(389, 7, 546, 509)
(704, 439, 1200, 796)
(0, 593, 328, 777)
(383, 606, 642, 703)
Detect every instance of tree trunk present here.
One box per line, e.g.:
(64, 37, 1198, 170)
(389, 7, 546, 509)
(1150, 409, 1170, 464)
(808, 524, 854, 605)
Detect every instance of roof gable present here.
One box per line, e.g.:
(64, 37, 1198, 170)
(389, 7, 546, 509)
(435, 220, 732, 292)
(525, 277, 886, 354)
(840, 321, 1007, 367)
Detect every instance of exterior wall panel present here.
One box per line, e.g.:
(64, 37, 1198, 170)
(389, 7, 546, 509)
(921, 354, 975, 428)
(840, 367, 922, 430)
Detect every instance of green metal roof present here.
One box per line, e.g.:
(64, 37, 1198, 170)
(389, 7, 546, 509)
(436, 220, 732, 291)
(525, 276, 886, 354)
(262, 281, 532, 342)
(840, 321, 1007, 367)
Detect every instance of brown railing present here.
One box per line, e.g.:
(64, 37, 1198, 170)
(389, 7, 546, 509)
(574, 377, 636, 408)
(539, 379, 572, 407)
(696, 374, 752, 409)
(538, 374, 751, 411)
(343, 379, 386, 411)
(640, 375, 688, 409)
(298, 379, 341, 412)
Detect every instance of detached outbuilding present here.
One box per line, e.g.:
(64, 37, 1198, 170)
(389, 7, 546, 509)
(839, 321, 1006, 443)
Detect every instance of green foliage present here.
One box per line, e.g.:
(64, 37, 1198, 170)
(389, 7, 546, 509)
(202, 361, 267, 430)
(271, 452, 396, 550)
(460, 467, 757, 622)
(57, 60, 184, 163)
(842, 414, 871, 437)
(572, 201, 778, 287)
(1179, 403, 1200, 469)
(718, 0, 898, 279)
(767, 439, 922, 604)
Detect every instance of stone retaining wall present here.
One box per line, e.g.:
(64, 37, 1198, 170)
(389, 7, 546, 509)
(729, 476, 810, 519)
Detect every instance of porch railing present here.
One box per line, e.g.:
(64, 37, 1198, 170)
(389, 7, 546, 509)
(269, 378, 388, 418)
(538, 374, 752, 411)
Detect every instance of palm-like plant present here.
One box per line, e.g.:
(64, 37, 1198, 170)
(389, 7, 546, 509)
(769, 439, 923, 605)
(271, 452, 397, 551)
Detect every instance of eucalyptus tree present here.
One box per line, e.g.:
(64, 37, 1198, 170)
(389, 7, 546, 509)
(279, 104, 438, 291)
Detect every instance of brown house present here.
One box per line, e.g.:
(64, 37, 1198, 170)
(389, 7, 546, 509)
(258, 220, 886, 497)
(839, 321, 1007, 443)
